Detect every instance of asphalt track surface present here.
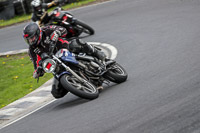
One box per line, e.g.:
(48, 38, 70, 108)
(1, 0, 200, 132)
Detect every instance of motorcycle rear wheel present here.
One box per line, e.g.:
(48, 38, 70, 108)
(60, 74, 99, 100)
(104, 63, 128, 83)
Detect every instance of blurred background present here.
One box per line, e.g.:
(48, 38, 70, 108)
(0, 0, 76, 20)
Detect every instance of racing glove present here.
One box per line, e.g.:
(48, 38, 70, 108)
(33, 66, 44, 79)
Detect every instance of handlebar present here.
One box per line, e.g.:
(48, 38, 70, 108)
(40, 41, 56, 60)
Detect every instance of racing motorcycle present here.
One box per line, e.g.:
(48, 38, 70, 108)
(37, 1, 94, 38)
(38, 42, 128, 100)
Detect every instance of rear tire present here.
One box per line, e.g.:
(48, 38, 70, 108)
(74, 20, 95, 35)
(60, 74, 99, 100)
(104, 63, 128, 83)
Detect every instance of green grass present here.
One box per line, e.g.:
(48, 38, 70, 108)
(0, 53, 53, 108)
(0, 0, 96, 27)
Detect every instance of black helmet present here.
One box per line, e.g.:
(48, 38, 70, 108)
(31, 0, 43, 14)
(23, 22, 42, 46)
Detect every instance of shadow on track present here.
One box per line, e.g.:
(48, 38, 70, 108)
(51, 83, 122, 110)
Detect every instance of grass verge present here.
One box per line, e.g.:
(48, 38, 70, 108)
(0, 53, 53, 109)
(0, 0, 97, 28)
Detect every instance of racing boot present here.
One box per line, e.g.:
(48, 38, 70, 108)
(93, 48, 106, 61)
(76, 39, 106, 61)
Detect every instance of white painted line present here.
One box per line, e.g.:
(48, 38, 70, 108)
(101, 43, 118, 59)
(0, 99, 56, 130)
(88, 42, 101, 45)
(88, 42, 118, 60)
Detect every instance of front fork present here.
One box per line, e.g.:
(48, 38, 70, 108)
(52, 55, 85, 83)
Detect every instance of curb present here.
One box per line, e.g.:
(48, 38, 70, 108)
(0, 42, 117, 129)
(0, 49, 28, 57)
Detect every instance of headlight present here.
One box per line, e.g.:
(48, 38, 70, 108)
(42, 59, 57, 73)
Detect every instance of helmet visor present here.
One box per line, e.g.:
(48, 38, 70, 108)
(35, 5, 42, 13)
(24, 32, 39, 46)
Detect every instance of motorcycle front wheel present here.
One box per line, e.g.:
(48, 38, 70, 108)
(60, 74, 99, 100)
(74, 20, 95, 35)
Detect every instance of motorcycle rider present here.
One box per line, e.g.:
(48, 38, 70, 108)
(23, 22, 106, 98)
(31, 0, 59, 25)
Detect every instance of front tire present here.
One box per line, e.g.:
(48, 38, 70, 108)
(74, 20, 95, 35)
(60, 74, 99, 100)
(104, 63, 128, 83)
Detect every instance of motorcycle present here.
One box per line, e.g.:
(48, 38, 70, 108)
(37, 1, 95, 39)
(38, 42, 128, 100)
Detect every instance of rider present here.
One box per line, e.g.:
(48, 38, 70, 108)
(23, 22, 106, 98)
(31, 0, 58, 25)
